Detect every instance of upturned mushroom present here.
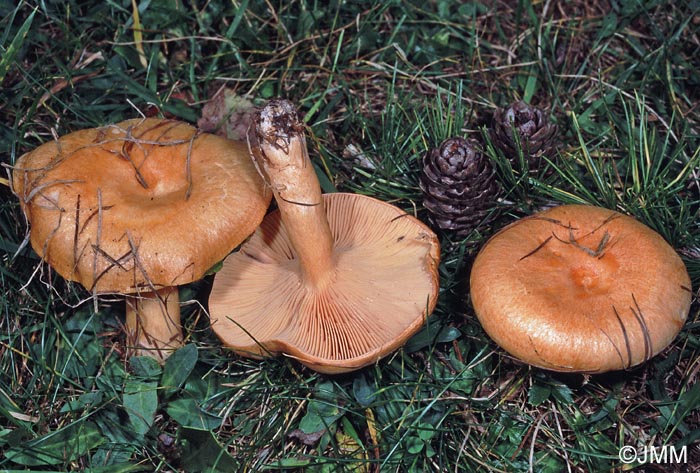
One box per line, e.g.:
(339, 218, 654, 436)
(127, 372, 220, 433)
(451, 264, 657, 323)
(208, 99, 441, 374)
(12, 118, 271, 360)
(470, 204, 692, 373)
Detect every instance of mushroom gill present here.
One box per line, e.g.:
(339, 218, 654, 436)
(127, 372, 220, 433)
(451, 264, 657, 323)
(208, 99, 440, 374)
(208, 192, 440, 369)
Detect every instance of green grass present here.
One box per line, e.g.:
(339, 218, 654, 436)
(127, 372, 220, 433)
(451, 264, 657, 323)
(2, 0, 700, 471)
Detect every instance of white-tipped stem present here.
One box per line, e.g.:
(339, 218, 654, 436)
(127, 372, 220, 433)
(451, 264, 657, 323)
(125, 286, 183, 361)
(252, 99, 335, 290)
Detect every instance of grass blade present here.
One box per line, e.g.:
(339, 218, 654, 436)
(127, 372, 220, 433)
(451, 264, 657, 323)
(0, 7, 36, 83)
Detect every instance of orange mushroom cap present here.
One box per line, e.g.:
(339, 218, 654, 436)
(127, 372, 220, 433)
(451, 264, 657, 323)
(208, 192, 440, 374)
(12, 118, 271, 294)
(470, 204, 691, 373)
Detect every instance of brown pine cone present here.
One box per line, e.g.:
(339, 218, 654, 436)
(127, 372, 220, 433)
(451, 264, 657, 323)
(490, 101, 558, 172)
(419, 137, 500, 238)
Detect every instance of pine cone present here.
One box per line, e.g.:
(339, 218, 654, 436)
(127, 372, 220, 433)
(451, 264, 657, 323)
(490, 101, 558, 172)
(420, 137, 500, 238)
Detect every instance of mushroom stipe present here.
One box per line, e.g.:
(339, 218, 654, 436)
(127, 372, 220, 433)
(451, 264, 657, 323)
(470, 204, 691, 373)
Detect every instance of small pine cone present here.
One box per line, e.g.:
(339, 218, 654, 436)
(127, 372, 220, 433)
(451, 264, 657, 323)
(420, 137, 500, 238)
(490, 101, 558, 171)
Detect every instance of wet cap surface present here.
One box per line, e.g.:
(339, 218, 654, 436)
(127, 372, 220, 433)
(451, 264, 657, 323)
(13, 118, 271, 293)
(470, 204, 691, 373)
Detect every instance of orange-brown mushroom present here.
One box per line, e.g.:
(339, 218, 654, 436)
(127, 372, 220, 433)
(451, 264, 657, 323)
(208, 99, 440, 374)
(470, 204, 692, 373)
(12, 118, 271, 360)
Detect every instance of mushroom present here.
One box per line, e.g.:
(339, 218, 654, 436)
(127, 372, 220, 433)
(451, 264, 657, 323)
(208, 99, 440, 374)
(469, 204, 692, 373)
(12, 118, 271, 360)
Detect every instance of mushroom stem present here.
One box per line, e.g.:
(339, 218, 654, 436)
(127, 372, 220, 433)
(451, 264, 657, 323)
(252, 99, 335, 289)
(125, 286, 183, 360)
